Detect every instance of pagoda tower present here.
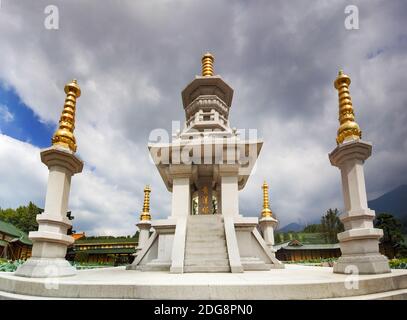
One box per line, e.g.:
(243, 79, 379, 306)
(15, 80, 83, 278)
(259, 181, 279, 254)
(134, 186, 152, 257)
(329, 70, 390, 274)
(127, 53, 283, 273)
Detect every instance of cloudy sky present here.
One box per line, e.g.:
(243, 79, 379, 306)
(0, 0, 406, 235)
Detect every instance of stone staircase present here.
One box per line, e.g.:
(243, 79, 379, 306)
(184, 215, 231, 273)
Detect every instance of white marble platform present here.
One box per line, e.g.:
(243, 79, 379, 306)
(1, 264, 406, 300)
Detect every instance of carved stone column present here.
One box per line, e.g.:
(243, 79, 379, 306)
(16, 79, 83, 278)
(330, 140, 390, 274)
(15, 147, 83, 277)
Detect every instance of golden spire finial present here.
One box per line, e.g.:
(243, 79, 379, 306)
(51, 79, 81, 152)
(261, 181, 273, 218)
(334, 70, 362, 144)
(140, 185, 152, 221)
(201, 52, 215, 76)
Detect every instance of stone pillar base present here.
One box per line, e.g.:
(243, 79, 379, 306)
(126, 263, 139, 270)
(259, 216, 278, 252)
(333, 254, 390, 274)
(14, 258, 76, 278)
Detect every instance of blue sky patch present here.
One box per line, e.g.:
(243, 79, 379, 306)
(0, 84, 55, 148)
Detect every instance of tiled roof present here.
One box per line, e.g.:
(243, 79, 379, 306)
(0, 220, 32, 245)
(74, 248, 136, 254)
(75, 237, 137, 245)
(278, 243, 340, 250)
(0, 239, 8, 247)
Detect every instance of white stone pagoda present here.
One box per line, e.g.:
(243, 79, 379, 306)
(127, 53, 283, 273)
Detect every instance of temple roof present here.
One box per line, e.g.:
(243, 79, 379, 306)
(0, 220, 32, 245)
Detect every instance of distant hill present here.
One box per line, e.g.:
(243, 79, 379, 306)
(277, 222, 305, 233)
(368, 185, 407, 222)
(276, 185, 407, 234)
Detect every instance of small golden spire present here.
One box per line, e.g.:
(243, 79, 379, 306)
(201, 52, 214, 76)
(261, 181, 273, 218)
(51, 79, 81, 152)
(334, 70, 362, 144)
(140, 185, 152, 221)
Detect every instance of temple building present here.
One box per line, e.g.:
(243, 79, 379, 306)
(127, 53, 283, 273)
(0, 220, 32, 260)
(66, 236, 137, 265)
(275, 240, 341, 262)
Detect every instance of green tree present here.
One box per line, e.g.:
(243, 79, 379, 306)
(0, 208, 16, 224)
(275, 233, 284, 244)
(0, 201, 41, 233)
(283, 232, 291, 242)
(303, 224, 323, 233)
(321, 208, 344, 243)
(374, 213, 404, 246)
(16, 202, 41, 233)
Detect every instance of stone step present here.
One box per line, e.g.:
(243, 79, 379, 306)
(187, 224, 225, 230)
(185, 246, 227, 255)
(187, 235, 226, 245)
(187, 224, 224, 229)
(241, 262, 270, 271)
(186, 230, 225, 237)
(184, 258, 230, 267)
(185, 252, 229, 259)
(186, 243, 227, 251)
(183, 265, 231, 273)
(184, 214, 229, 273)
(187, 233, 225, 238)
(240, 257, 270, 271)
(185, 246, 227, 254)
(241, 257, 263, 261)
(140, 262, 171, 272)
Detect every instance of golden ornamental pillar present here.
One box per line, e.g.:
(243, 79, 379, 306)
(259, 181, 278, 252)
(201, 53, 215, 77)
(52, 79, 81, 152)
(261, 181, 273, 218)
(334, 70, 361, 145)
(133, 185, 153, 260)
(140, 185, 152, 221)
(329, 70, 390, 274)
(15, 79, 83, 278)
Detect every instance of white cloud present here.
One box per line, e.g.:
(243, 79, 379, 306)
(0, 104, 14, 123)
(0, 0, 405, 234)
(0, 134, 47, 209)
(0, 134, 147, 236)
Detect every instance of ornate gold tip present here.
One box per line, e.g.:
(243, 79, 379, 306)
(261, 181, 273, 218)
(140, 185, 152, 221)
(51, 79, 81, 152)
(334, 70, 362, 144)
(201, 52, 214, 76)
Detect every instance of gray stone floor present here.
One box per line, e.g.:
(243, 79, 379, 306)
(0, 264, 406, 299)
